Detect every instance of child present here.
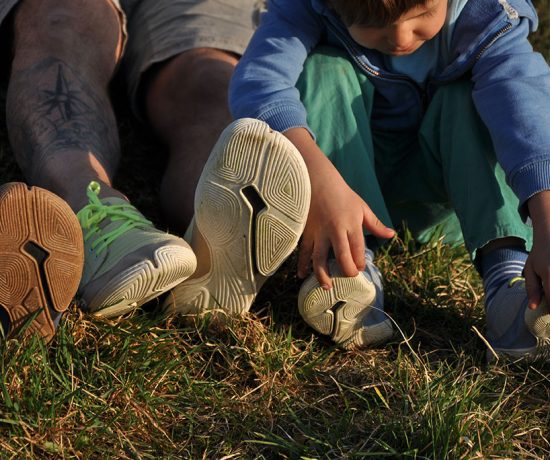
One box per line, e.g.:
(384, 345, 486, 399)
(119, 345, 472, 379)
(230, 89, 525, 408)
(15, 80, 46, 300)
(228, 0, 550, 357)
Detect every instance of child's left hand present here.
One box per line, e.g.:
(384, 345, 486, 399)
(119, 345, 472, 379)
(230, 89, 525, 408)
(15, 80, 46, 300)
(525, 190, 550, 309)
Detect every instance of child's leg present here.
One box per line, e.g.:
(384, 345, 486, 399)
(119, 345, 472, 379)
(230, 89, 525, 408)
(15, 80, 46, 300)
(296, 46, 393, 348)
(418, 81, 532, 257)
(418, 81, 547, 359)
(375, 129, 464, 247)
(297, 46, 393, 229)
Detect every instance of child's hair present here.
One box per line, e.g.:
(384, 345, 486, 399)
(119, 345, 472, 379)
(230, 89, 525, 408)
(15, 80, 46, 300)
(327, 0, 432, 27)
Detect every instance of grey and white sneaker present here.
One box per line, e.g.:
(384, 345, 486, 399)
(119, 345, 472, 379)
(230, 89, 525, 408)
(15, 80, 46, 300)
(486, 277, 550, 361)
(77, 181, 197, 317)
(163, 118, 311, 317)
(298, 249, 393, 349)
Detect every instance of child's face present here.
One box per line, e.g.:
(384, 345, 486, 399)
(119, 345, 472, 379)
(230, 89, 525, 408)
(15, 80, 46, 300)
(347, 0, 448, 56)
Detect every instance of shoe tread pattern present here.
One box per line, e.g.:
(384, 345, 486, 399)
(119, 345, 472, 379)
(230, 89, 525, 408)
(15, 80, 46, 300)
(167, 118, 310, 316)
(0, 183, 83, 341)
(299, 268, 375, 344)
(525, 299, 550, 339)
(298, 260, 393, 349)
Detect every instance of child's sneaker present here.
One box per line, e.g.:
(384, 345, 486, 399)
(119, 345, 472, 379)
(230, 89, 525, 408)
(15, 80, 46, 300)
(486, 277, 550, 361)
(163, 118, 311, 316)
(77, 181, 197, 317)
(0, 183, 83, 341)
(298, 249, 393, 349)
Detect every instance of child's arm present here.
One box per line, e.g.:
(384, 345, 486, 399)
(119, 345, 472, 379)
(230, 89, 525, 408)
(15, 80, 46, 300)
(229, 1, 393, 286)
(230, 0, 322, 130)
(525, 191, 550, 309)
(285, 127, 395, 288)
(470, 10, 550, 310)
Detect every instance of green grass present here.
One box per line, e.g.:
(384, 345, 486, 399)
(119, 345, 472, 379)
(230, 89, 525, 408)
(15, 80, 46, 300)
(1, 2, 550, 458)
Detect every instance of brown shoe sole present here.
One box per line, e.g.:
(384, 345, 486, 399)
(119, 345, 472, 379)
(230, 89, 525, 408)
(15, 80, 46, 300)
(0, 183, 83, 341)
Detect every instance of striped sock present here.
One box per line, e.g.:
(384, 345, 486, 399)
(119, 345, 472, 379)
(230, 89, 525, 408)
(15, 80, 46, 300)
(481, 247, 528, 308)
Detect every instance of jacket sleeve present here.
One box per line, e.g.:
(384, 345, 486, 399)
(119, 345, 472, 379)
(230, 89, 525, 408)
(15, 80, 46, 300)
(229, 0, 323, 134)
(472, 15, 550, 218)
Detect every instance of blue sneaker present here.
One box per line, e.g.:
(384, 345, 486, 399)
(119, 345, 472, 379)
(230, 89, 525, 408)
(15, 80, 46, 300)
(298, 249, 393, 349)
(486, 277, 550, 361)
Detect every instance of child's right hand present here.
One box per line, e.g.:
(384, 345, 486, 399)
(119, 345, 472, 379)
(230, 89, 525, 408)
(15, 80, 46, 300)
(284, 128, 395, 289)
(525, 190, 550, 310)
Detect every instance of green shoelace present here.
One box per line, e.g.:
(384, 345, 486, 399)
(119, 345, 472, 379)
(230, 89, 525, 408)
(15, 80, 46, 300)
(77, 181, 153, 255)
(508, 276, 525, 288)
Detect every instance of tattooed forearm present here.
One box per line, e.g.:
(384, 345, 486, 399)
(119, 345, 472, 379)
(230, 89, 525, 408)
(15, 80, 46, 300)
(6, 57, 120, 181)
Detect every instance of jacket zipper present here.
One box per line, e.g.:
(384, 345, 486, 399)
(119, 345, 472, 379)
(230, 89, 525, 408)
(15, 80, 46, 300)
(325, 16, 513, 112)
(429, 22, 514, 89)
(475, 24, 513, 60)
(327, 21, 423, 86)
(329, 25, 430, 113)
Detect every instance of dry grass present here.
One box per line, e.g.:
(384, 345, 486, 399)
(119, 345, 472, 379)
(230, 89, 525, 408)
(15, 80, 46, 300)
(1, 234, 548, 458)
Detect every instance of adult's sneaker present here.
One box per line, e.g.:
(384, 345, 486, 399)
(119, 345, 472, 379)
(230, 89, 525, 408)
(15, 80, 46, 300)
(298, 249, 393, 349)
(486, 277, 550, 361)
(77, 181, 197, 317)
(0, 183, 83, 342)
(163, 118, 311, 316)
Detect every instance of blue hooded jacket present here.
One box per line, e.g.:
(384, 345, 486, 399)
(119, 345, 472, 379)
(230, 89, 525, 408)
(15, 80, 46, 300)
(229, 0, 550, 217)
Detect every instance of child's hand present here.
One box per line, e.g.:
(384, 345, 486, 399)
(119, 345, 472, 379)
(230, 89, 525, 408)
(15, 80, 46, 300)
(284, 127, 394, 289)
(524, 248, 550, 310)
(525, 190, 550, 309)
(297, 170, 393, 288)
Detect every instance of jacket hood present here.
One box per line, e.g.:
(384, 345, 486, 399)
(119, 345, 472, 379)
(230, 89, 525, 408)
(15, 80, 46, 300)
(308, 0, 539, 80)
(451, 0, 538, 60)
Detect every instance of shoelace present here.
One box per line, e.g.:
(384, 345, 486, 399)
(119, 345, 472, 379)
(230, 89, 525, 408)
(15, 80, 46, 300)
(77, 181, 153, 255)
(508, 276, 525, 288)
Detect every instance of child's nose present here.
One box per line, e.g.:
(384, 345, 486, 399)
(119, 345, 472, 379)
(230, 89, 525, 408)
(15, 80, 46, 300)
(388, 25, 414, 50)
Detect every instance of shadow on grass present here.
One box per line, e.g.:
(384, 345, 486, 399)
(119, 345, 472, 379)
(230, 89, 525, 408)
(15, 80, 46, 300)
(254, 233, 486, 367)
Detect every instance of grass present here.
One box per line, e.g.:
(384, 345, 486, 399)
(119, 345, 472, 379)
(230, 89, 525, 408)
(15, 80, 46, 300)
(1, 2, 550, 458)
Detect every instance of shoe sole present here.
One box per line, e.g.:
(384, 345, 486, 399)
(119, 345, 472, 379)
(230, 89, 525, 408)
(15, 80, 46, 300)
(525, 298, 550, 340)
(298, 263, 393, 349)
(164, 118, 311, 316)
(90, 244, 197, 318)
(488, 299, 550, 362)
(0, 183, 83, 341)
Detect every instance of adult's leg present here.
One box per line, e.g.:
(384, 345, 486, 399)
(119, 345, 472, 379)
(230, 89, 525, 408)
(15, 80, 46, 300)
(137, 2, 310, 317)
(147, 48, 238, 232)
(5, 0, 196, 316)
(6, 0, 126, 210)
(120, 0, 261, 234)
